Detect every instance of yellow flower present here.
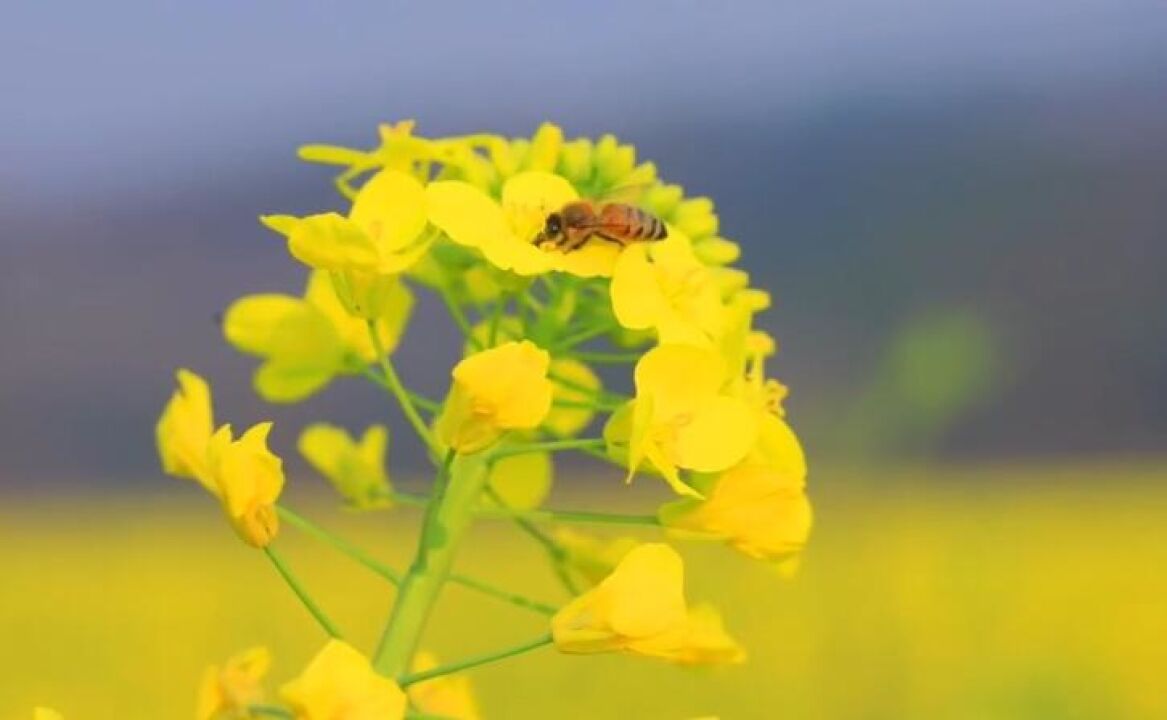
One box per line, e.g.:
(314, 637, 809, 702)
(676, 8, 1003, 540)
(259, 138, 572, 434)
(224, 271, 412, 402)
(551, 543, 743, 665)
(157, 372, 285, 547)
(426, 171, 621, 278)
(33, 709, 63, 720)
(659, 463, 812, 563)
(156, 368, 215, 490)
(610, 344, 757, 496)
(407, 652, 481, 720)
(610, 235, 725, 346)
(435, 341, 554, 454)
(195, 646, 271, 720)
(206, 423, 285, 548)
(280, 640, 407, 720)
(553, 528, 639, 588)
(298, 424, 392, 509)
(265, 169, 431, 277)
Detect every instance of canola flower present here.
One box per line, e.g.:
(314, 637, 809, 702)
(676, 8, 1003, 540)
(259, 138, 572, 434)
(145, 121, 809, 718)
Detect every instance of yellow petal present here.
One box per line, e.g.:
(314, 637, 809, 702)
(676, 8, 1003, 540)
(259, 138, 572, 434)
(610, 245, 666, 330)
(156, 368, 215, 489)
(254, 361, 337, 404)
(209, 422, 284, 548)
(408, 652, 481, 720)
(673, 396, 758, 473)
(281, 640, 407, 720)
(286, 213, 380, 271)
(634, 344, 724, 419)
(349, 170, 428, 260)
(426, 181, 511, 252)
(223, 295, 344, 365)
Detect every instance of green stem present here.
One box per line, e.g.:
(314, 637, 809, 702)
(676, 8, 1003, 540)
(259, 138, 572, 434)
(566, 350, 643, 365)
(278, 506, 400, 584)
(485, 486, 580, 596)
(551, 320, 617, 352)
(437, 286, 480, 348)
(263, 546, 343, 639)
(478, 506, 660, 527)
(446, 571, 557, 616)
(488, 292, 509, 346)
(374, 452, 491, 676)
(278, 505, 557, 616)
(367, 320, 438, 455)
(491, 438, 606, 459)
(391, 489, 657, 527)
(398, 633, 553, 687)
(248, 705, 294, 719)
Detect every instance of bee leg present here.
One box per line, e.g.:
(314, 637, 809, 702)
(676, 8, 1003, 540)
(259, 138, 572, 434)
(593, 232, 625, 246)
(563, 231, 595, 252)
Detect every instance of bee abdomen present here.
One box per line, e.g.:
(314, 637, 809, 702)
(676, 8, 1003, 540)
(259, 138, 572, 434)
(631, 208, 668, 241)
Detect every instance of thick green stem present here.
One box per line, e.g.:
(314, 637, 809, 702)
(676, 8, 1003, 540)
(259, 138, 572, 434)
(398, 632, 553, 687)
(374, 452, 491, 677)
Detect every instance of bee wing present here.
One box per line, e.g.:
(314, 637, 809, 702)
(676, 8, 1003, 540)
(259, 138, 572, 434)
(590, 181, 655, 206)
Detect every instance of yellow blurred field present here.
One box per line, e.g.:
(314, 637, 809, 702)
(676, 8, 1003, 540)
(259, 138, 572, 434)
(4, 461, 1167, 719)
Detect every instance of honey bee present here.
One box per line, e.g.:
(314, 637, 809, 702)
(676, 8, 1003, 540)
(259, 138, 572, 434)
(533, 200, 668, 252)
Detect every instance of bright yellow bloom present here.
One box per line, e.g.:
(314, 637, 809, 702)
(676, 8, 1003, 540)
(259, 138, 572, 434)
(553, 528, 639, 588)
(195, 646, 271, 720)
(33, 709, 63, 720)
(224, 271, 412, 402)
(206, 423, 285, 548)
(265, 169, 431, 278)
(659, 463, 812, 563)
(156, 368, 215, 491)
(610, 235, 725, 346)
(407, 652, 481, 720)
(280, 640, 406, 720)
(426, 171, 621, 278)
(435, 341, 554, 454)
(157, 372, 285, 547)
(551, 543, 743, 665)
(298, 424, 391, 509)
(612, 345, 757, 496)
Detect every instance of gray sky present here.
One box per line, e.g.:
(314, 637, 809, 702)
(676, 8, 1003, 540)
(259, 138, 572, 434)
(2, 1, 1165, 201)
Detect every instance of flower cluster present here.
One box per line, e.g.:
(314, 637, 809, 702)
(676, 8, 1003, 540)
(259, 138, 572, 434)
(147, 121, 810, 719)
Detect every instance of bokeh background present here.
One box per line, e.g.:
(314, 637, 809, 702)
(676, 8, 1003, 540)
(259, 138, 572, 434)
(2, 2, 1165, 718)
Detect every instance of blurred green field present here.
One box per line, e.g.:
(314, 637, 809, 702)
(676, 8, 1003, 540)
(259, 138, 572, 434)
(4, 461, 1166, 719)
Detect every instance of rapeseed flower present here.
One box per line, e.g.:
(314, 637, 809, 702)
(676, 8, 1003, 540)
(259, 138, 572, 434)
(196, 647, 271, 720)
(435, 341, 554, 454)
(206, 423, 285, 548)
(157, 371, 285, 547)
(280, 640, 406, 720)
(224, 270, 412, 402)
(607, 344, 757, 496)
(33, 710, 63, 720)
(298, 424, 392, 509)
(156, 368, 215, 490)
(659, 463, 812, 563)
(427, 171, 621, 278)
(407, 652, 481, 720)
(610, 235, 725, 346)
(551, 543, 742, 665)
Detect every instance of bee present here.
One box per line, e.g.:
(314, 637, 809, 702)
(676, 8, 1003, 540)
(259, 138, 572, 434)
(533, 200, 668, 252)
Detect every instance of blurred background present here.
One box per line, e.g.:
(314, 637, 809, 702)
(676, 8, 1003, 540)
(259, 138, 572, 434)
(2, 2, 1165, 718)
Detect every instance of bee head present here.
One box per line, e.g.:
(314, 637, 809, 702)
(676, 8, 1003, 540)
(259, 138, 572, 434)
(544, 212, 563, 238)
